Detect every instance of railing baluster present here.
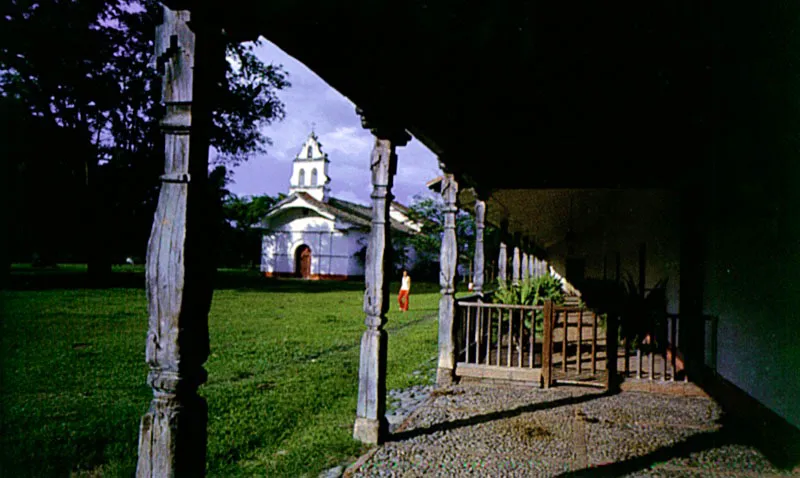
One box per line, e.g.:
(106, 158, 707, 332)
(486, 309, 491, 365)
(662, 316, 668, 381)
(591, 312, 598, 375)
(475, 307, 481, 365)
(562, 311, 568, 374)
(497, 309, 502, 366)
(637, 348, 642, 379)
(679, 318, 687, 382)
(529, 310, 534, 368)
(624, 335, 630, 377)
(507, 309, 513, 367)
(464, 307, 470, 363)
(649, 314, 655, 381)
(542, 300, 553, 388)
(576, 309, 583, 375)
(670, 315, 677, 381)
(518, 309, 523, 367)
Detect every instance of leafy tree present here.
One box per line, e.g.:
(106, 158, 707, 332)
(1, 0, 289, 279)
(403, 194, 478, 281)
(207, 166, 282, 268)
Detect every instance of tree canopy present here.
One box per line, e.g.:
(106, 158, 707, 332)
(1, 0, 290, 277)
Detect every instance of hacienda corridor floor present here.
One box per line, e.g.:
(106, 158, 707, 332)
(346, 383, 800, 477)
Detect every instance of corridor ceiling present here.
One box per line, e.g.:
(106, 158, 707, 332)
(168, 0, 711, 191)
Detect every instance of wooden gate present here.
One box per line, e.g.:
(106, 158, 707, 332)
(542, 302, 618, 389)
(455, 301, 544, 383)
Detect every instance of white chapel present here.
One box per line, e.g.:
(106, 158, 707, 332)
(258, 131, 420, 279)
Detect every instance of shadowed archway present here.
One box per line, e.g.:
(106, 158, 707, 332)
(295, 244, 311, 279)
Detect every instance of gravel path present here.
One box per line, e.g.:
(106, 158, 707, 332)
(347, 384, 799, 477)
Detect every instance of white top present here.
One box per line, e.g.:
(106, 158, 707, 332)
(401, 276, 411, 291)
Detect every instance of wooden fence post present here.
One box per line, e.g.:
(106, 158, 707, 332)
(542, 299, 554, 389)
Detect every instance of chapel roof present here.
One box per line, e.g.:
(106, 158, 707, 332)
(262, 192, 418, 235)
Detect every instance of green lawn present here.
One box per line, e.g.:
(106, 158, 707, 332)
(1, 266, 442, 476)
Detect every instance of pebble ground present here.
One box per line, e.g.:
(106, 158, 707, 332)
(347, 383, 800, 477)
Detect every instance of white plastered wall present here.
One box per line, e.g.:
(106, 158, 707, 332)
(261, 209, 366, 276)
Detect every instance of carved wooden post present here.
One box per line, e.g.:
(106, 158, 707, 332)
(473, 199, 486, 296)
(437, 172, 459, 387)
(136, 6, 221, 477)
(498, 243, 508, 287)
(512, 245, 521, 286)
(353, 111, 409, 444)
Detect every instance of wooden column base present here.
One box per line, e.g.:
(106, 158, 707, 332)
(353, 416, 388, 445)
(436, 367, 456, 387)
(354, 327, 387, 444)
(136, 394, 207, 477)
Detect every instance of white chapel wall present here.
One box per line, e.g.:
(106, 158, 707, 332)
(261, 212, 367, 277)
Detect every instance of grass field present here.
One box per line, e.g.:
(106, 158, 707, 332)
(1, 265, 443, 476)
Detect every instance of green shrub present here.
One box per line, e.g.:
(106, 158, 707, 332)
(493, 275, 565, 334)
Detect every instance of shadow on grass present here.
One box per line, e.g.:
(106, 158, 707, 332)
(390, 389, 612, 442)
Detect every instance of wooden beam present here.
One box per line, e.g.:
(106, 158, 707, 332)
(455, 363, 541, 382)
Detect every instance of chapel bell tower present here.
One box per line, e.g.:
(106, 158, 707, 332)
(289, 131, 331, 202)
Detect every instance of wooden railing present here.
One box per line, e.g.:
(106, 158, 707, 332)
(620, 313, 687, 382)
(455, 301, 544, 381)
(453, 299, 714, 388)
(619, 313, 719, 382)
(544, 305, 610, 388)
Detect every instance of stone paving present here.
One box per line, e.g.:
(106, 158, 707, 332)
(346, 383, 800, 477)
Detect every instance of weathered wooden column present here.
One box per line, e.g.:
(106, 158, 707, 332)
(512, 244, 521, 286)
(136, 6, 221, 477)
(472, 198, 486, 296)
(437, 172, 459, 387)
(498, 243, 508, 286)
(353, 111, 409, 444)
(521, 250, 529, 281)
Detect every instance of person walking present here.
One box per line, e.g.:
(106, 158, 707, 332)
(398, 270, 411, 312)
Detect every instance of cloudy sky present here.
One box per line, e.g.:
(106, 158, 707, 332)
(226, 39, 442, 206)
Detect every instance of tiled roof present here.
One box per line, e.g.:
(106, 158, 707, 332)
(263, 193, 417, 234)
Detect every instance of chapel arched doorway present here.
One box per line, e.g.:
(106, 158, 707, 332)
(295, 245, 312, 279)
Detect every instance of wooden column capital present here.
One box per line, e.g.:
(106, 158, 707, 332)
(356, 107, 411, 146)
